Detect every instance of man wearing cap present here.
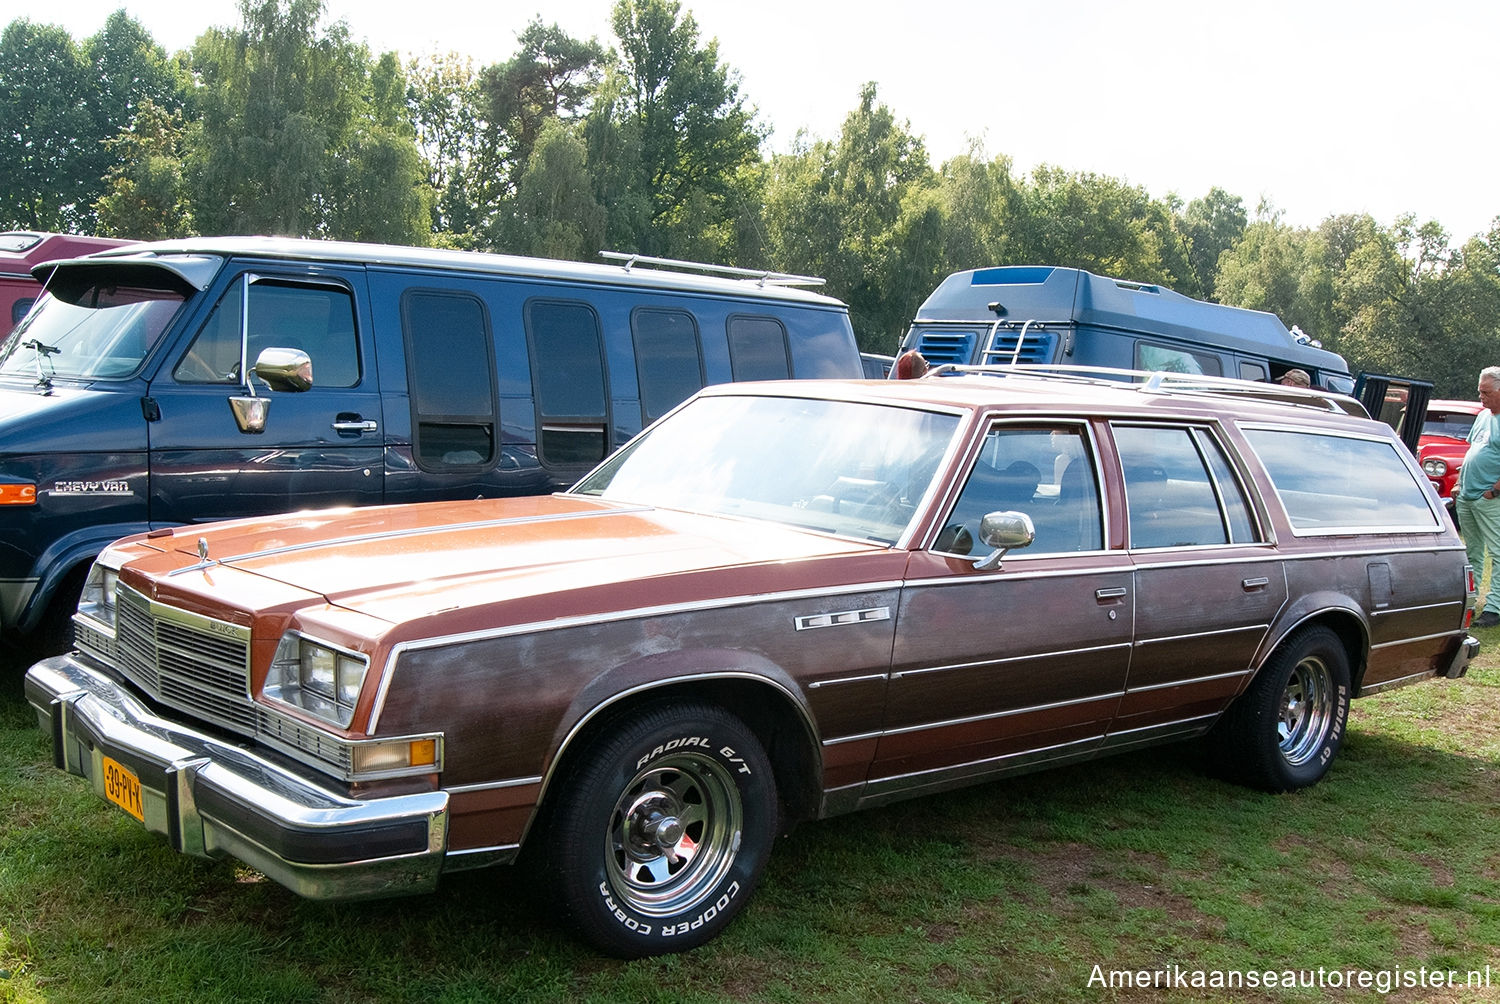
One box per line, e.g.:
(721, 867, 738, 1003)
(1455, 366, 1500, 627)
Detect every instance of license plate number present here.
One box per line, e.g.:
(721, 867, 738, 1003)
(102, 756, 144, 822)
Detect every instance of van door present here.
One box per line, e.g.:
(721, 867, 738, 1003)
(145, 267, 384, 525)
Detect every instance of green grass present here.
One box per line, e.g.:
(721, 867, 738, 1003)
(3, 637, 1498, 1004)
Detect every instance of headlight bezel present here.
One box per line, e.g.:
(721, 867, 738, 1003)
(75, 561, 122, 632)
(264, 632, 370, 729)
(1422, 457, 1449, 478)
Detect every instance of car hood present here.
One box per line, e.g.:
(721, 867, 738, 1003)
(120, 494, 897, 630)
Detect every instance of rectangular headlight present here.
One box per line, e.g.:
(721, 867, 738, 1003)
(265, 633, 369, 728)
(76, 563, 121, 631)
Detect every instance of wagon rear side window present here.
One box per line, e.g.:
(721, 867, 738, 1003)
(1243, 427, 1440, 533)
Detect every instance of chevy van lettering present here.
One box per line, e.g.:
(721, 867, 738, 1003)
(49, 480, 132, 496)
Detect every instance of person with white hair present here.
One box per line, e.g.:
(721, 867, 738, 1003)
(1455, 365, 1500, 627)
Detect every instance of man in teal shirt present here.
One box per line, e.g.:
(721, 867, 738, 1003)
(1455, 366, 1500, 627)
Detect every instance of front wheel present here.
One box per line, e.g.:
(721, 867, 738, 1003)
(1210, 625, 1351, 792)
(541, 701, 777, 957)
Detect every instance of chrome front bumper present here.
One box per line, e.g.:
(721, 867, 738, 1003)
(24, 654, 450, 901)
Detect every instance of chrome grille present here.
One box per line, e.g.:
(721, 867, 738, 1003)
(257, 709, 354, 772)
(114, 586, 255, 735)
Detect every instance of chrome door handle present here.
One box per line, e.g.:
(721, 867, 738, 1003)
(1242, 577, 1269, 591)
(1095, 586, 1128, 600)
(332, 419, 378, 434)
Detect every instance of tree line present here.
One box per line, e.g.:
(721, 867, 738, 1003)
(3, 0, 1497, 397)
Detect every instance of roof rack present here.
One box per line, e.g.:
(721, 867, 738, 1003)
(927, 363, 1369, 417)
(600, 250, 825, 288)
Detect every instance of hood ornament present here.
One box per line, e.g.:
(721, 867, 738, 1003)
(198, 537, 210, 562)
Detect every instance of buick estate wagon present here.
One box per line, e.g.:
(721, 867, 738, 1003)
(25, 366, 1478, 955)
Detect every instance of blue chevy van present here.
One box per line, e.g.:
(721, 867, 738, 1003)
(901, 266, 1356, 392)
(0, 238, 862, 647)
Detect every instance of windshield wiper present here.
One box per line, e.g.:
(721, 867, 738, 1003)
(23, 338, 59, 393)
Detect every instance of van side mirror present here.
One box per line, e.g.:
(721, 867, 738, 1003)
(253, 347, 313, 393)
(973, 511, 1034, 570)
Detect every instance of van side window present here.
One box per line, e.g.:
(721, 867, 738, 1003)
(633, 308, 703, 422)
(1115, 424, 1255, 548)
(403, 290, 497, 469)
(1135, 342, 1222, 376)
(727, 315, 791, 381)
(1239, 361, 1268, 382)
(175, 279, 359, 387)
(935, 425, 1103, 556)
(527, 300, 608, 466)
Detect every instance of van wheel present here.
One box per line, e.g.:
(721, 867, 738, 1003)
(1211, 625, 1350, 792)
(542, 701, 776, 957)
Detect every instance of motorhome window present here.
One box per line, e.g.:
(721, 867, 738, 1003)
(175, 279, 359, 387)
(1135, 342, 1222, 376)
(403, 290, 497, 469)
(1242, 428, 1439, 532)
(1114, 424, 1240, 548)
(728, 315, 792, 381)
(11, 297, 34, 327)
(633, 307, 704, 422)
(527, 299, 608, 466)
(0, 282, 186, 381)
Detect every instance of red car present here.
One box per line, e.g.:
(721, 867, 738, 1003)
(0, 231, 132, 336)
(1419, 399, 1486, 507)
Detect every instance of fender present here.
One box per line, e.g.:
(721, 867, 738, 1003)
(531, 647, 823, 838)
(15, 520, 175, 633)
(1243, 589, 1370, 696)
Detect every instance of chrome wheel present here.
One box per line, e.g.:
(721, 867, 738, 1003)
(1277, 654, 1334, 766)
(605, 752, 743, 917)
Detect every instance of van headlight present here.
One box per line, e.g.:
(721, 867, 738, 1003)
(76, 563, 121, 631)
(264, 633, 369, 728)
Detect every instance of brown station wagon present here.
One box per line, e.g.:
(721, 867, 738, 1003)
(25, 367, 1479, 956)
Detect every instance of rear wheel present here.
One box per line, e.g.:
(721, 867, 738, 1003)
(541, 700, 777, 957)
(1211, 625, 1351, 792)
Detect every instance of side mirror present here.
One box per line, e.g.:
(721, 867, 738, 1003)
(973, 511, 1035, 570)
(253, 347, 313, 393)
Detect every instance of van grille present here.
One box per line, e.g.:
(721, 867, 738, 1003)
(115, 585, 256, 735)
(983, 329, 1057, 365)
(914, 330, 977, 365)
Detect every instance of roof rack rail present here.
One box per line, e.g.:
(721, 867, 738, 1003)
(927, 363, 1368, 417)
(600, 250, 826, 288)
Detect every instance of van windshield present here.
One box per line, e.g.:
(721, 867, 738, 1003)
(0, 281, 186, 382)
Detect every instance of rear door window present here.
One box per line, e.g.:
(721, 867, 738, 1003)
(1114, 424, 1259, 548)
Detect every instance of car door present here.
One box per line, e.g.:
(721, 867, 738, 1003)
(866, 421, 1134, 803)
(146, 267, 384, 525)
(1109, 422, 1287, 746)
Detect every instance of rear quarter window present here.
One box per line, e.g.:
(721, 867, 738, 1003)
(1241, 426, 1440, 533)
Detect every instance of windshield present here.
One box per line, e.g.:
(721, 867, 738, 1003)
(0, 281, 186, 382)
(575, 394, 962, 544)
(1423, 410, 1478, 440)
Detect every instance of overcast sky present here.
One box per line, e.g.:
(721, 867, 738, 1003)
(24, 0, 1500, 241)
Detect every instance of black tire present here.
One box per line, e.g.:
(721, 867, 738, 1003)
(541, 700, 777, 957)
(1210, 625, 1351, 792)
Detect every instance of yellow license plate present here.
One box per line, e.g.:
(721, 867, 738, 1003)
(102, 755, 144, 822)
